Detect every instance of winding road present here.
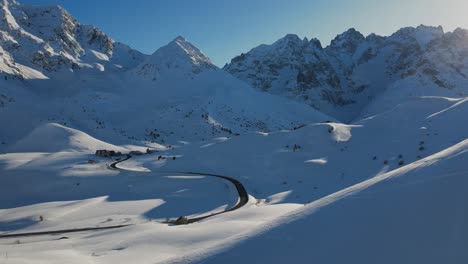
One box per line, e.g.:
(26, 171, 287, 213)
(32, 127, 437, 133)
(110, 155, 249, 224)
(0, 154, 249, 239)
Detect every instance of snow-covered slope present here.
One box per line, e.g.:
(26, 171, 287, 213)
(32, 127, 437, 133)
(197, 139, 468, 264)
(225, 26, 468, 122)
(151, 95, 468, 206)
(9, 123, 128, 153)
(1, 93, 465, 264)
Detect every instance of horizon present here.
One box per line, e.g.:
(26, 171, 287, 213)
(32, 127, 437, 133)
(18, 0, 468, 66)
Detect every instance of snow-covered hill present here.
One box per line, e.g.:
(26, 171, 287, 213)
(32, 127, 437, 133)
(225, 26, 468, 122)
(9, 123, 129, 153)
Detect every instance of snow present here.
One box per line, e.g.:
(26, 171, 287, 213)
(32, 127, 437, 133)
(0, 0, 20, 30)
(132, 36, 216, 81)
(9, 123, 127, 153)
(426, 97, 468, 118)
(225, 25, 468, 123)
(0, 149, 301, 263)
(326, 122, 360, 142)
(196, 139, 468, 264)
(15, 63, 48, 79)
(0, 77, 467, 264)
(304, 158, 327, 164)
(0, 0, 146, 80)
(0, 1, 467, 263)
(0, 56, 331, 150)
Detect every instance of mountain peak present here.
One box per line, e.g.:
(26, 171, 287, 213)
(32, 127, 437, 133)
(452, 27, 468, 38)
(416, 24, 444, 34)
(328, 28, 365, 53)
(308, 38, 323, 49)
(162, 36, 215, 68)
(173, 35, 187, 42)
(333, 28, 365, 39)
(274, 34, 306, 46)
(283, 34, 302, 41)
(134, 36, 216, 79)
(391, 25, 445, 47)
(267, 33, 309, 55)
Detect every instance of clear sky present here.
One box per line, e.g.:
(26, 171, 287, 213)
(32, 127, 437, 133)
(20, 0, 468, 66)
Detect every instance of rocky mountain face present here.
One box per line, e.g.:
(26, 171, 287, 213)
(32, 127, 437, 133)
(0, 0, 145, 80)
(224, 26, 468, 121)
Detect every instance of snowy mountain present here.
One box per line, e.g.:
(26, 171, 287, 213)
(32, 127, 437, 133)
(133, 36, 217, 80)
(225, 26, 468, 122)
(0, 0, 145, 80)
(0, 1, 331, 151)
(0, 1, 467, 263)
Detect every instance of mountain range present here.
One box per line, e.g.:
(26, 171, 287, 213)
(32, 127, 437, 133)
(225, 26, 468, 121)
(0, 0, 467, 169)
(0, 0, 332, 149)
(0, 0, 466, 133)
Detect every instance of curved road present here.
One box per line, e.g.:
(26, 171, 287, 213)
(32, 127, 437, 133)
(110, 155, 249, 224)
(0, 155, 248, 239)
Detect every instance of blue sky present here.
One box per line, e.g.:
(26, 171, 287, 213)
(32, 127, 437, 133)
(20, 0, 468, 66)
